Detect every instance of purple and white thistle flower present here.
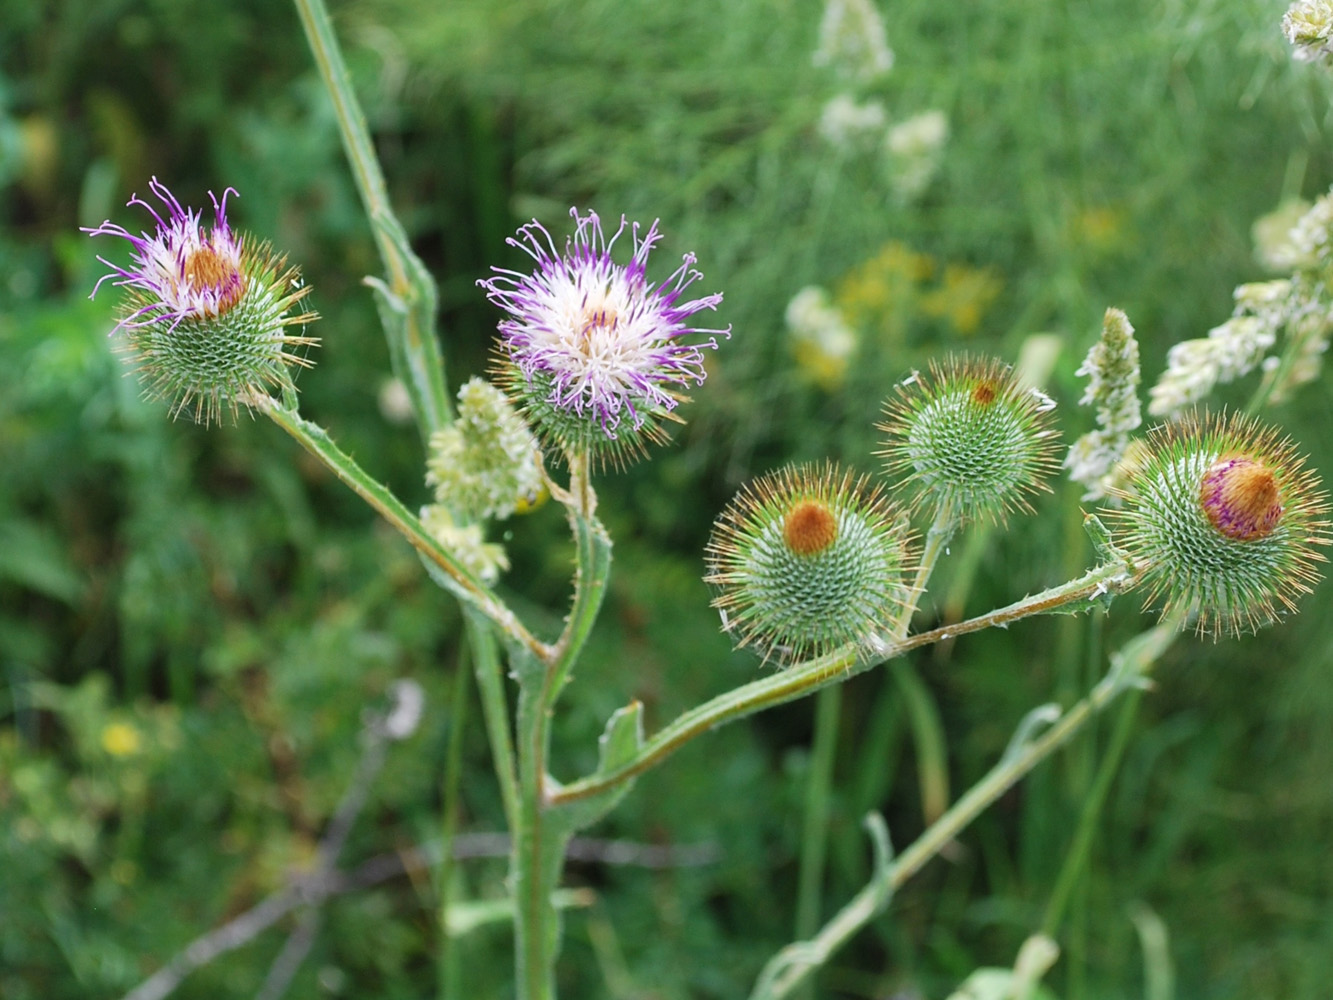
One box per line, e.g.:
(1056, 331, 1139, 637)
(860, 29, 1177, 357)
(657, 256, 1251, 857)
(478, 208, 729, 465)
(84, 177, 317, 425)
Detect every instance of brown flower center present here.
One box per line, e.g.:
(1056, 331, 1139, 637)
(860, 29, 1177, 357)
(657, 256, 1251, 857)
(784, 500, 839, 556)
(1199, 456, 1282, 541)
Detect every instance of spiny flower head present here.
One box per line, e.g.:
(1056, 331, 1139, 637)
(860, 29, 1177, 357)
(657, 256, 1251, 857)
(478, 208, 729, 467)
(426, 377, 545, 522)
(1106, 411, 1330, 638)
(1065, 308, 1143, 500)
(705, 462, 912, 665)
(84, 177, 317, 425)
(877, 355, 1060, 523)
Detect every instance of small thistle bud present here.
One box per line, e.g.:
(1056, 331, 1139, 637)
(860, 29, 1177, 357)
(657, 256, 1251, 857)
(426, 377, 545, 521)
(1106, 411, 1330, 638)
(84, 177, 317, 425)
(477, 208, 729, 468)
(705, 463, 912, 664)
(877, 355, 1060, 523)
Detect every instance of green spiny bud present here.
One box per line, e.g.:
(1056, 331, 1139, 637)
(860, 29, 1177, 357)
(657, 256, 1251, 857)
(705, 462, 912, 664)
(1106, 411, 1330, 638)
(877, 355, 1060, 523)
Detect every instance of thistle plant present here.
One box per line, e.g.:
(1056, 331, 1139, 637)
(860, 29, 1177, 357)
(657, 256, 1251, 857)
(85, 2, 1333, 999)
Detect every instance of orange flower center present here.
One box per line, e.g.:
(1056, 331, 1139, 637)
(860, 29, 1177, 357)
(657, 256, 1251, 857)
(784, 500, 839, 556)
(1199, 456, 1282, 541)
(184, 244, 245, 314)
(971, 381, 997, 406)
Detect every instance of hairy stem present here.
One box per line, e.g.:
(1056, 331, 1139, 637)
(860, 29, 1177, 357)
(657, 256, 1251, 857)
(258, 397, 546, 660)
(550, 558, 1138, 807)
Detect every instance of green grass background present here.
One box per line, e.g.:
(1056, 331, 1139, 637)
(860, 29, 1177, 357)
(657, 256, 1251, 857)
(2, 0, 1332, 997)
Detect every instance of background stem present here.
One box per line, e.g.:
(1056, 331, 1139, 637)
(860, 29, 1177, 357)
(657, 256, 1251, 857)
(293, 0, 452, 439)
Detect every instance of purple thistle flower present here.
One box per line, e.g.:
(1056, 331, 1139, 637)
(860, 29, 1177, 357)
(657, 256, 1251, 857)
(84, 176, 248, 334)
(478, 208, 729, 460)
(83, 178, 317, 425)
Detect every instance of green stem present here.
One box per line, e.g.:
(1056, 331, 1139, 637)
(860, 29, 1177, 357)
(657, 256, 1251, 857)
(793, 684, 841, 1000)
(551, 558, 1138, 807)
(438, 651, 471, 1000)
(510, 464, 614, 1000)
(465, 610, 519, 832)
(258, 397, 546, 660)
(293, 0, 452, 439)
(888, 502, 958, 639)
(751, 622, 1178, 1000)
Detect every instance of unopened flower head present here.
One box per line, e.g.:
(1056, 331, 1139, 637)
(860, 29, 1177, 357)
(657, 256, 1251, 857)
(1106, 411, 1330, 638)
(84, 178, 317, 425)
(426, 377, 545, 522)
(478, 208, 729, 467)
(1284, 0, 1333, 63)
(706, 462, 912, 664)
(1065, 308, 1143, 500)
(785, 285, 859, 389)
(878, 355, 1061, 523)
(813, 0, 894, 82)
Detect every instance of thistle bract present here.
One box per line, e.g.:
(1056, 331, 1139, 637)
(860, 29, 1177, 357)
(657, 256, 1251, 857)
(1107, 411, 1330, 638)
(705, 463, 912, 664)
(84, 177, 317, 425)
(477, 208, 729, 467)
(878, 355, 1060, 523)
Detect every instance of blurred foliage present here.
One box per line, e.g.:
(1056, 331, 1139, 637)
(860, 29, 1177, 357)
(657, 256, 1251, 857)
(2, 0, 1333, 998)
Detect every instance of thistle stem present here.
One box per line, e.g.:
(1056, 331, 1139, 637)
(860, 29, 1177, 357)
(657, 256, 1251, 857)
(750, 622, 1178, 1000)
(550, 558, 1139, 807)
(258, 397, 547, 660)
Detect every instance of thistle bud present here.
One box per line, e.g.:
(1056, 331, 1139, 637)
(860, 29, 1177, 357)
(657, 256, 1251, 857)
(877, 355, 1060, 523)
(705, 463, 912, 664)
(84, 178, 317, 425)
(1106, 411, 1330, 638)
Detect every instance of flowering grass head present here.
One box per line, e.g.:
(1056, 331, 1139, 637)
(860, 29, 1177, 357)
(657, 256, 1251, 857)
(84, 177, 317, 425)
(705, 462, 912, 665)
(1106, 411, 1330, 638)
(478, 208, 729, 468)
(877, 355, 1060, 523)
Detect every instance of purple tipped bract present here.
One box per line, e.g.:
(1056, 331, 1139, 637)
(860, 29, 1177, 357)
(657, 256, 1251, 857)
(83, 176, 246, 334)
(477, 208, 729, 442)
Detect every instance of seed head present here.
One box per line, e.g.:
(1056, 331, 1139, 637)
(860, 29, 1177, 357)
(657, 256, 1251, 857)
(84, 177, 317, 425)
(705, 463, 912, 665)
(1106, 411, 1330, 638)
(877, 355, 1060, 523)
